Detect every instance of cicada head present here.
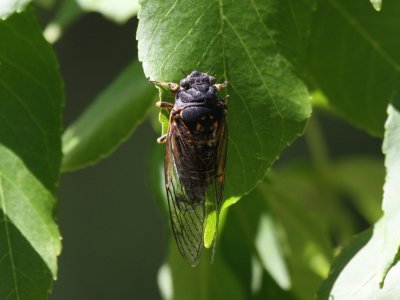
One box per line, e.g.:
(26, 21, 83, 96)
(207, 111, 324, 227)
(179, 70, 216, 89)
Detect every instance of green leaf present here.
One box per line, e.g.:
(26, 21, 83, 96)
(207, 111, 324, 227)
(260, 177, 332, 300)
(0, 0, 30, 20)
(0, 210, 53, 300)
(226, 191, 291, 291)
(160, 241, 247, 300)
(266, 162, 356, 244)
(137, 0, 312, 203)
(76, 0, 139, 23)
(308, 0, 400, 136)
(33, 0, 55, 9)
(332, 157, 384, 224)
(318, 103, 400, 298)
(370, 0, 382, 11)
(220, 201, 297, 299)
(43, 0, 83, 44)
(0, 6, 64, 192)
(378, 102, 400, 282)
(318, 219, 400, 300)
(0, 6, 63, 296)
(0, 145, 61, 277)
(62, 61, 155, 172)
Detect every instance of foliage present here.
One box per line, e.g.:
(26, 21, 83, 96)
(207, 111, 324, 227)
(1, 0, 399, 299)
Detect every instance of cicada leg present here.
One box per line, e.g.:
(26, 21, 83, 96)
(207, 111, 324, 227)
(150, 80, 179, 92)
(156, 101, 174, 110)
(155, 102, 176, 144)
(157, 133, 167, 144)
(214, 81, 228, 91)
(222, 95, 230, 104)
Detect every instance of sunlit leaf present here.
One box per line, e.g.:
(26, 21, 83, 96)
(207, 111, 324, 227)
(138, 0, 312, 205)
(62, 61, 155, 171)
(378, 102, 400, 282)
(370, 0, 382, 11)
(0, 0, 30, 19)
(319, 219, 400, 300)
(76, 0, 139, 23)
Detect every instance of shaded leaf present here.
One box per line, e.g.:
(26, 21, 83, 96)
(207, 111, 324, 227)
(0, 210, 53, 300)
(0, 7, 63, 297)
(260, 177, 332, 300)
(62, 61, 155, 171)
(308, 0, 400, 136)
(137, 0, 312, 205)
(268, 163, 356, 244)
(221, 191, 291, 296)
(160, 240, 247, 300)
(332, 157, 384, 224)
(0, 6, 64, 192)
(33, 0, 55, 9)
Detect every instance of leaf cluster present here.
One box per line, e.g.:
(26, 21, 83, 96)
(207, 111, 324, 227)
(1, 0, 399, 299)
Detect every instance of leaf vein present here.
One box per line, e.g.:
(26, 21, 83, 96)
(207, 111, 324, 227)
(0, 54, 53, 100)
(227, 136, 246, 194)
(249, 0, 278, 50)
(224, 18, 285, 149)
(159, 1, 215, 78)
(146, 0, 179, 59)
(0, 177, 21, 300)
(329, 0, 400, 71)
(0, 79, 52, 180)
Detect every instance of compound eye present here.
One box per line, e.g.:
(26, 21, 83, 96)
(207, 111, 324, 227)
(209, 76, 216, 85)
(180, 79, 189, 88)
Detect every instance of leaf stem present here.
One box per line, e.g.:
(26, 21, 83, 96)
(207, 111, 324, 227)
(304, 112, 330, 166)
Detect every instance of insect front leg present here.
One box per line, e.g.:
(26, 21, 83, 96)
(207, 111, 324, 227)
(214, 81, 228, 91)
(156, 101, 174, 110)
(157, 133, 167, 144)
(150, 80, 180, 92)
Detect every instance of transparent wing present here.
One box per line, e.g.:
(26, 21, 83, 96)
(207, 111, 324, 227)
(164, 111, 227, 265)
(165, 119, 205, 265)
(203, 114, 227, 251)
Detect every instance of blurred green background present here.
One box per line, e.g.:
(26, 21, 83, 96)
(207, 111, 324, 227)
(45, 9, 383, 300)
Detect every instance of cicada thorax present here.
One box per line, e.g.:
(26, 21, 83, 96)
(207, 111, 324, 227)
(172, 104, 225, 206)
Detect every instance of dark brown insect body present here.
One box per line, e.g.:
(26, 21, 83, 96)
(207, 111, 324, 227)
(152, 71, 228, 265)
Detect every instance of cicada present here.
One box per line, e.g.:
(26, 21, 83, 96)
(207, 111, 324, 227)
(152, 70, 228, 266)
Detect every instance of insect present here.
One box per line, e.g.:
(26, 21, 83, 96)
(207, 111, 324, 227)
(152, 70, 228, 266)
